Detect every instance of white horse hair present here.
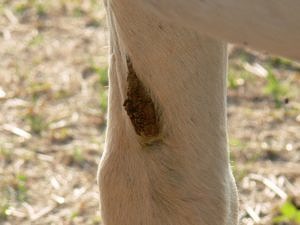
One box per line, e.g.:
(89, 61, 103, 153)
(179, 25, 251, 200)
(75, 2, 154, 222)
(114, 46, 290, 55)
(98, 1, 300, 225)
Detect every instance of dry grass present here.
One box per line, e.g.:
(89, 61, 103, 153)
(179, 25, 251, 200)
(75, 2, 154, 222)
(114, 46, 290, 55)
(0, 1, 299, 225)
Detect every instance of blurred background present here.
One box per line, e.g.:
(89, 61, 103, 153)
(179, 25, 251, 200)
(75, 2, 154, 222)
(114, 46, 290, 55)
(0, 1, 299, 225)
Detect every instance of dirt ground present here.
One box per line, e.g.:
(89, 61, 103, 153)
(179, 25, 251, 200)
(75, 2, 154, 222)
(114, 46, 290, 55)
(0, 1, 299, 225)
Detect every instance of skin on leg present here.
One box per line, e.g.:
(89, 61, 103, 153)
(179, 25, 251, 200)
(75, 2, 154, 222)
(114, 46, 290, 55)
(137, 0, 300, 61)
(98, 1, 238, 225)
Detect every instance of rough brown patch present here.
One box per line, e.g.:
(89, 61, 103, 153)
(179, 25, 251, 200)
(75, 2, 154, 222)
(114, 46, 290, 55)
(123, 56, 160, 138)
